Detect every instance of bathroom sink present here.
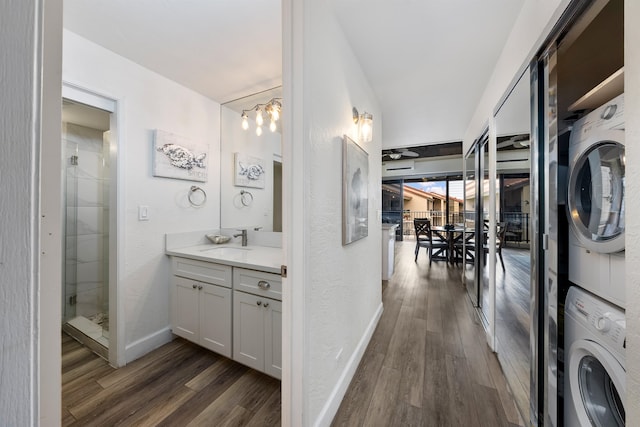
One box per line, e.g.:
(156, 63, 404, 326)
(199, 246, 252, 256)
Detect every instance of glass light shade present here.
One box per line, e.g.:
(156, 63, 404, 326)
(241, 115, 249, 130)
(256, 125, 263, 136)
(270, 120, 277, 132)
(256, 109, 264, 126)
(359, 112, 373, 142)
(271, 102, 280, 121)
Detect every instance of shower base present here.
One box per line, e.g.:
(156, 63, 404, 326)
(63, 314, 108, 360)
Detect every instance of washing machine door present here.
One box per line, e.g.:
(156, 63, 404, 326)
(568, 130, 625, 253)
(568, 339, 625, 426)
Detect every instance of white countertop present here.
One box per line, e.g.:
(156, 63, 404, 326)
(166, 243, 283, 274)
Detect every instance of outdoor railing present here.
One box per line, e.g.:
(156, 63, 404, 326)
(382, 209, 530, 244)
(398, 211, 464, 237)
(501, 212, 530, 244)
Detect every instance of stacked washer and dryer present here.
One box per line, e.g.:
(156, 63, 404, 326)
(564, 93, 626, 427)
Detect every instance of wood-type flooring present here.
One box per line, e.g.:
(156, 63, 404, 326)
(494, 247, 532, 424)
(61, 334, 281, 426)
(332, 240, 525, 426)
(479, 246, 532, 423)
(62, 240, 525, 426)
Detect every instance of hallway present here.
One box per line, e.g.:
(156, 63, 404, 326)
(332, 241, 525, 426)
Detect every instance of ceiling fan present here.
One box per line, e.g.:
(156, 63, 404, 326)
(382, 148, 420, 160)
(497, 134, 530, 149)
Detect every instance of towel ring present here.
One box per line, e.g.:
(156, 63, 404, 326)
(240, 190, 253, 206)
(188, 186, 207, 207)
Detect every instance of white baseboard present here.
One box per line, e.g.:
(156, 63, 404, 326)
(124, 327, 173, 364)
(313, 302, 384, 427)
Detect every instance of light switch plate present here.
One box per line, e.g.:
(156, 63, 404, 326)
(138, 205, 149, 221)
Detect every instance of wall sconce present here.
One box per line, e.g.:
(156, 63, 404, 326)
(352, 107, 373, 143)
(241, 98, 282, 136)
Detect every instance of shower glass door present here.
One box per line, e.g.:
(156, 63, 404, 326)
(62, 99, 111, 350)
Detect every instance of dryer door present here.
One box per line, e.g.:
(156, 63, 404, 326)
(568, 339, 625, 427)
(568, 130, 625, 253)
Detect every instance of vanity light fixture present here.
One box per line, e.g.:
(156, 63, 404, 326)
(352, 107, 374, 143)
(241, 112, 249, 130)
(241, 97, 283, 136)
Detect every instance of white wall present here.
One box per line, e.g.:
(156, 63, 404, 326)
(220, 105, 281, 230)
(0, 2, 42, 424)
(0, 0, 63, 424)
(285, 0, 383, 424)
(625, 0, 640, 421)
(63, 30, 222, 362)
(463, 0, 571, 151)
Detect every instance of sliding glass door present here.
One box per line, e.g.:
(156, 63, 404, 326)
(383, 176, 465, 241)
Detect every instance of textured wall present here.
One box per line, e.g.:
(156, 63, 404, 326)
(299, 1, 383, 425)
(63, 30, 222, 362)
(0, 2, 39, 424)
(625, 0, 640, 421)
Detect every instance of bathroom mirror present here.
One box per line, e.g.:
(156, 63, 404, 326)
(493, 69, 531, 423)
(220, 87, 283, 231)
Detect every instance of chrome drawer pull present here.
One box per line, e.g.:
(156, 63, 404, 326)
(258, 280, 271, 290)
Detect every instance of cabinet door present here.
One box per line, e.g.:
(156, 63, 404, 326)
(264, 299, 282, 379)
(233, 290, 264, 372)
(172, 277, 199, 342)
(199, 283, 232, 357)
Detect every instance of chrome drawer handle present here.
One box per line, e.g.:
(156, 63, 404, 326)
(192, 284, 197, 289)
(263, 302, 269, 308)
(257, 300, 262, 306)
(258, 280, 271, 290)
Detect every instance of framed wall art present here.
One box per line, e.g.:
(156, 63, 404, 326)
(153, 129, 208, 182)
(234, 152, 266, 188)
(343, 134, 369, 245)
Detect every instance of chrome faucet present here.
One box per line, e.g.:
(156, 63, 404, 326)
(233, 229, 248, 246)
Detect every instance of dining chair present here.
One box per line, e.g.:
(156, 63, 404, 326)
(483, 222, 507, 271)
(454, 228, 475, 264)
(414, 218, 449, 265)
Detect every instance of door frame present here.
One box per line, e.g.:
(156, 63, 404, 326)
(62, 82, 123, 367)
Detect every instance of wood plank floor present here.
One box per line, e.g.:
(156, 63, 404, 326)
(481, 246, 532, 422)
(495, 247, 531, 424)
(61, 333, 281, 426)
(62, 240, 525, 426)
(332, 240, 525, 427)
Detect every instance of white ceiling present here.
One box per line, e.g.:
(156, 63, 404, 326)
(63, 0, 282, 104)
(63, 0, 525, 149)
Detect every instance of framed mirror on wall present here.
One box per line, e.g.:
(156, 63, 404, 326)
(220, 86, 283, 231)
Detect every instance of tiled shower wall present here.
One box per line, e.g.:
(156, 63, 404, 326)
(63, 122, 109, 322)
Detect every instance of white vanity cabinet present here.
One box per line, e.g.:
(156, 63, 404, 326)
(233, 268, 282, 379)
(171, 257, 232, 358)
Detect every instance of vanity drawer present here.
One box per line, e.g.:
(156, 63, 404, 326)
(233, 268, 282, 301)
(172, 257, 232, 288)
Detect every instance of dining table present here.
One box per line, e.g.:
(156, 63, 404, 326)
(431, 226, 475, 264)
